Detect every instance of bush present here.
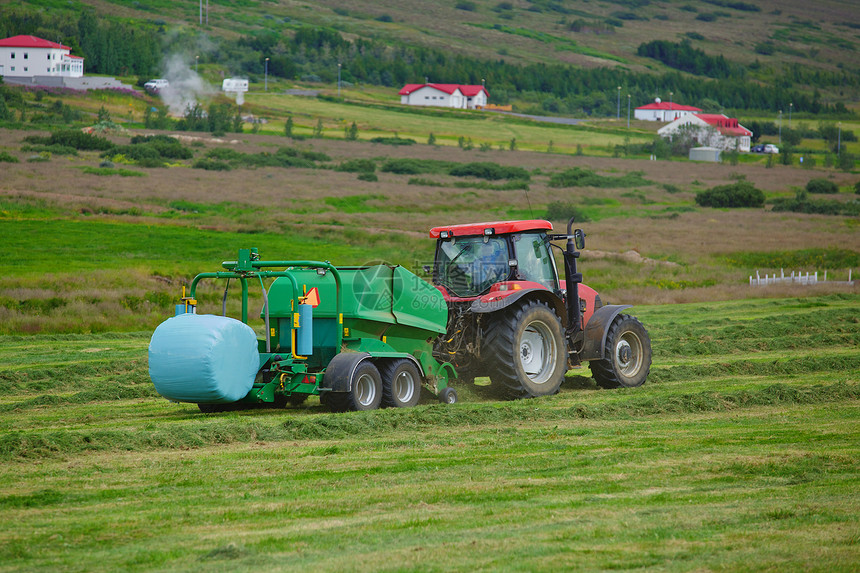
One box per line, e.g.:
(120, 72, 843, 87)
(369, 136, 416, 146)
(805, 178, 839, 194)
(24, 130, 113, 151)
(548, 167, 650, 188)
(380, 158, 455, 175)
(337, 159, 376, 173)
(855, 180, 860, 195)
(129, 135, 193, 159)
(771, 196, 860, 216)
(695, 182, 765, 208)
(193, 159, 232, 171)
(545, 202, 591, 222)
(357, 172, 378, 182)
(448, 162, 530, 181)
(0, 151, 19, 163)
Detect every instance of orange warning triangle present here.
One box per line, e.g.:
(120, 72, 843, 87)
(302, 287, 321, 308)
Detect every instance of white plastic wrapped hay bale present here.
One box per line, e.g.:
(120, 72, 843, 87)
(148, 313, 259, 404)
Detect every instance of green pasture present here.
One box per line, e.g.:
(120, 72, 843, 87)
(245, 92, 650, 153)
(0, 294, 857, 571)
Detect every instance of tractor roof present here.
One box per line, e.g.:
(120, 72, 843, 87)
(429, 220, 552, 239)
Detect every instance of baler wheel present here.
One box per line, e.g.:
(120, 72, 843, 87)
(483, 301, 567, 399)
(590, 314, 651, 389)
(439, 386, 458, 404)
(380, 359, 422, 408)
(325, 361, 383, 412)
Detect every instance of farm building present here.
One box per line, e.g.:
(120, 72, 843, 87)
(634, 98, 702, 122)
(399, 84, 488, 109)
(658, 113, 753, 152)
(0, 35, 84, 79)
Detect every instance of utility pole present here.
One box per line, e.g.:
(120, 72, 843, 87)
(617, 86, 620, 119)
(337, 63, 341, 97)
(778, 110, 782, 145)
(789, 102, 793, 129)
(265, 57, 269, 91)
(627, 94, 631, 129)
(195, 55, 199, 74)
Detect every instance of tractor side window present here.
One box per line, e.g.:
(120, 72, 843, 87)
(514, 233, 557, 291)
(437, 237, 510, 297)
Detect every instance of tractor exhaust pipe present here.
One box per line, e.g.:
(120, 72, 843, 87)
(564, 217, 584, 337)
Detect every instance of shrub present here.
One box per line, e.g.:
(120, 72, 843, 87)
(369, 136, 416, 146)
(855, 180, 860, 195)
(0, 151, 19, 163)
(129, 135, 193, 159)
(448, 162, 530, 181)
(549, 167, 649, 188)
(545, 202, 591, 222)
(695, 182, 765, 208)
(805, 178, 839, 194)
(24, 130, 113, 151)
(357, 172, 378, 182)
(456, 1, 476, 10)
(193, 159, 232, 171)
(337, 159, 376, 173)
(771, 196, 860, 216)
(380, 158, 455, 175)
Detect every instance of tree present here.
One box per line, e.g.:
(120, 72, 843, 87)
(284, 116, 294, 138)
(345, 121, 358, 141)
(427, 132, 436, 146)
(509, 137, 517, 151)
(313, 118, 324, 138)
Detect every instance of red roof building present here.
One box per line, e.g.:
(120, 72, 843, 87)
(0, 34, 84, 79)
(399, 83, 489, 109)
(658, 113, 752, 152)
(634, 98, 702, 122)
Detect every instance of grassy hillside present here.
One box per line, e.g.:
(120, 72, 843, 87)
(0, 294, 857, 570)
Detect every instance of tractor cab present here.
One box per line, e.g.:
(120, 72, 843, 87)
(430, 220, 561, 299)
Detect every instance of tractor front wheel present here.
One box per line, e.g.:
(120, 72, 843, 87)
(590, 314, 651, 389)
(483, 301, 567, 399)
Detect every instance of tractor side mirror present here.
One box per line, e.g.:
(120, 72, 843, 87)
(574, 229, 586, 250)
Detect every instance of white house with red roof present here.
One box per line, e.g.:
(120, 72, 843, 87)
(658, 113, 753, 152)
(399, 83, 488, 109)
(634, 98, 702, 122)
(0, 35, 84, 79)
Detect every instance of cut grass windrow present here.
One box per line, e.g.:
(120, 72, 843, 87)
(1, 382, 854, 461)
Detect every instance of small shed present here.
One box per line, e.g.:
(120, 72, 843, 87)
(689, 146, 721, 162)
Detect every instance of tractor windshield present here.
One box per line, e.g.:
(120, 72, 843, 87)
(436, 236, 510, 297)
(513, 233, 558, 291)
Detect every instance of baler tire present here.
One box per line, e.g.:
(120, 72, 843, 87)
(483, 300, 567, 399)
(380, 359, 422, 408)
(439, 386, 458, 404)
(590, 314, 651, 389)
(197, 403, 221, 413)
(325, 361, 383, 412)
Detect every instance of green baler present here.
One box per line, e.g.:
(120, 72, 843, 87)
(148, 248, 458, 412)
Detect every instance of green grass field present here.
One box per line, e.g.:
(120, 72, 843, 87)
(0, 295, 857, 571)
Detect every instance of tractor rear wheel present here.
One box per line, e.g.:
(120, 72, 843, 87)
(590, 314, 651, 389)
(380, 359, 422, 408)
(325, 361, 383, 412)
(483, 301, 567, 399)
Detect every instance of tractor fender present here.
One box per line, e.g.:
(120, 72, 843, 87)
(470, 288, 567, 326)
(579, 305, 631, 361)
(321, 351, 372, 393)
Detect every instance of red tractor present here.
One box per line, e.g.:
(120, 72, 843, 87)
(430, 218, 651, 398)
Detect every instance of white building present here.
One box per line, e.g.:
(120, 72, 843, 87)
(399, 83, 488, 109)
(634, 98, 702, 122)
(658, 113, 752, 152)
(0, 35, 84, 79)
